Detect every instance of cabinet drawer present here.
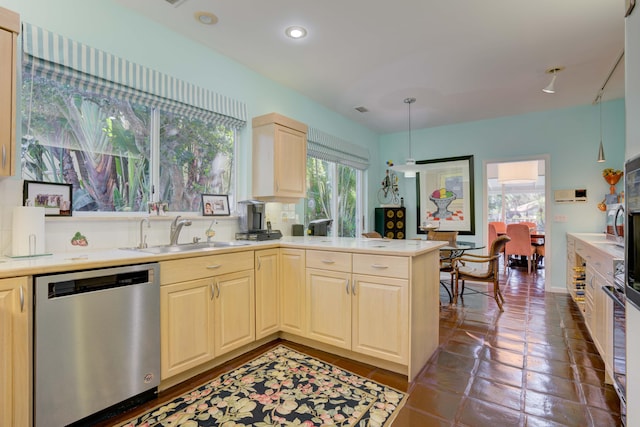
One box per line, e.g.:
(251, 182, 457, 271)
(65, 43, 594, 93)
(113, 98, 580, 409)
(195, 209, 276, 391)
(353, 254, 409, 279)
(160, 251, 254, 285)
(306, 250, 352, 272)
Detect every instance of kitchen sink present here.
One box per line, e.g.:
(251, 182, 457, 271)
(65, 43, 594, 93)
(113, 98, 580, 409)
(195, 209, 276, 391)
(122, 241, 249, 254)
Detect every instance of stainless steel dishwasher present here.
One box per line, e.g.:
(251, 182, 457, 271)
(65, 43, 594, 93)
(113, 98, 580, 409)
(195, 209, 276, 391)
(34, 263, 160, 427)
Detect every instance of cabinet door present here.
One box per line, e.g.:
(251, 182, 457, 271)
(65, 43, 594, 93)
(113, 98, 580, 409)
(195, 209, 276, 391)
(594, 271, 614, 376)
(280, 248, 306, 335)
(255, 249, 279, 339)
(160, 278, 215, 379)
(0, 26, 17, 176)
(214, 270, 255, 356)
(352, 274, 408, 364)
(0, 277, 30, 427)
(306, 268, 351, 349)
(273, 125, 306, 197)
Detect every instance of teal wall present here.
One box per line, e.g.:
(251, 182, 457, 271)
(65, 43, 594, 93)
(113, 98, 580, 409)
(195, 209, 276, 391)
(0, 0, 379, 200)
(0, 0, 627, 291)
(378, 99, 626, 290)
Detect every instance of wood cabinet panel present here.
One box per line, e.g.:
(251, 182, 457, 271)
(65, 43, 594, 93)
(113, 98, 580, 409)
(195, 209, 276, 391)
(160, 279, 215, 379)
(352, 274, 408, 364)
(0, 7, 18, 176)
(255, 249, 279, 339)
(213, 271, 255, 355)
(353, 253, 409, 279)
(306, 250, 352, 272)
(160, 251, 253, 285)
(306, 268, 351, 349)
(280, 248, 306, 335)
(0, 276, 30, 427)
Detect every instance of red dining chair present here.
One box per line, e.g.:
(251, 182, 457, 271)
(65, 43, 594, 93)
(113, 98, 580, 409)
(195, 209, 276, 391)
(489, 221, 507, 235)
(504, 223, 536, 274)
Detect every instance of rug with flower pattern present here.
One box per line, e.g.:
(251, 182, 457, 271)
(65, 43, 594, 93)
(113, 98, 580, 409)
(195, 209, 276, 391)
(120, 345, 406, 426)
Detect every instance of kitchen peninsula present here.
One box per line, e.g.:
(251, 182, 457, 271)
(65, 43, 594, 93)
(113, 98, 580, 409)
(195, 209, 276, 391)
(0, 236, 445, 425)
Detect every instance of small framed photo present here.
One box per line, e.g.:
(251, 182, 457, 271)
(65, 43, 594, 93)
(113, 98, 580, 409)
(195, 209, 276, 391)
(202, 194, 230, 216)
(23, 180, 73, 216)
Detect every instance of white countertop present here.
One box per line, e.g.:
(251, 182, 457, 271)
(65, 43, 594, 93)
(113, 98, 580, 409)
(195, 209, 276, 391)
(568, 232, 624, 260)
(0, 236, 445, 279)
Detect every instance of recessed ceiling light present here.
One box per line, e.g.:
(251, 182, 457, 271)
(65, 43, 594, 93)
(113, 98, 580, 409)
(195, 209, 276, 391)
(285, 26, 307, 39)
(194, 11, 218, 25)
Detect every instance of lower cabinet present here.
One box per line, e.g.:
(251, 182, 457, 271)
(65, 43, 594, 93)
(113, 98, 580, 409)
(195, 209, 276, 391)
(352, 274, 408, 364)
(0, 276, 30, 427)
(213, 270, 255, 355)
(160, 252, 254, 380)
(161, 278, 215, 379)
(280, 248, 306, 335)
(255, 249, 280, 339)
(306, 268, 352, 349)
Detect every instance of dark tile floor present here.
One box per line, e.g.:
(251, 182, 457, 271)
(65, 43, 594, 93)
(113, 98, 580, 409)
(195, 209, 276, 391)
(98, 266, 622, 427)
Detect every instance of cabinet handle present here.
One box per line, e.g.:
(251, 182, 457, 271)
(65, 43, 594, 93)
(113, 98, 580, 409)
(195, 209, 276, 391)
(257, 258, 261, 270)
(210, 282, 215, 300)
(351, 280, 356, 296)
(371, 264, 389, 269)
(345, 279, 350, 295)
(215, 280, 220, 298)
(19, 286, 24, 312)
(321, 260, 335, 264)
(1, 145, 5, 169)
(207, 264, 222, 269)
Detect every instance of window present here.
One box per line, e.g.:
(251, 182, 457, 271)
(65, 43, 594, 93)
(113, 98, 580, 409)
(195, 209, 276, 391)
(21, 74, 235, 212)
(20, 23, 246, 213)
(306, 157, 362, 237)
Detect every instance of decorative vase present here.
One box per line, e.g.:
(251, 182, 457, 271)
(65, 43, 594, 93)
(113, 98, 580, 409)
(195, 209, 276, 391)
(604, 172, 623, 194)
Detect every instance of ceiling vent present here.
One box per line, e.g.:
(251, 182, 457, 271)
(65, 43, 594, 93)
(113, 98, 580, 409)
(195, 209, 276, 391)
(165, 0, 189, 7)
(354, 106, 369, 113)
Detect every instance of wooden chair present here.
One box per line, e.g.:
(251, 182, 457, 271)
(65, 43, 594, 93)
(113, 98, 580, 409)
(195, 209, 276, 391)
(361, 231, 382, 238)
(504, 223, 536, 273)
(427, 230, 459, 301)
(453, 235, 511, 311)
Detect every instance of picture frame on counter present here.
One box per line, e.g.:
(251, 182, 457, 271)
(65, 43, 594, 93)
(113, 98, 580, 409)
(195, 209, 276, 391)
(202, 194, 230, 216)
(23, 180, 73, 216)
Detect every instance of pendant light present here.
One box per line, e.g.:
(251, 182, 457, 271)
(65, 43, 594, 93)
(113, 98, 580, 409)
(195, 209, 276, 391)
(597, 93, 606, 162)
(391, 97, 418, 178)
(542, 67, 564, 94)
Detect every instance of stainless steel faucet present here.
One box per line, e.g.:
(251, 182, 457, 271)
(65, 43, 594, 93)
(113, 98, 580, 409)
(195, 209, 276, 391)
(169, 215, 192, 245)
(138, 217, 150, 248)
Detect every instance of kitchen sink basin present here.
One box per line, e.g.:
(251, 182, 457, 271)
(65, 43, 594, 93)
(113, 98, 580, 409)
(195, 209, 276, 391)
(122, 241, 249, 254)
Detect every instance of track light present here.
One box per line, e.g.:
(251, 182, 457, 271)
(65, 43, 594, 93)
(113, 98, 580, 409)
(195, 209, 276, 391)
(542, 67, 564, 94)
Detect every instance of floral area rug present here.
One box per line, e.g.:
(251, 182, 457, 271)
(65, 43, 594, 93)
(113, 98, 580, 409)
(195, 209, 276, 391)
(120, 345, 406, 426)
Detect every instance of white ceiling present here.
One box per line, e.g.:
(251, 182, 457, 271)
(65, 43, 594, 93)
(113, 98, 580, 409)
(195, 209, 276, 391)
(113, 0, 626, 134)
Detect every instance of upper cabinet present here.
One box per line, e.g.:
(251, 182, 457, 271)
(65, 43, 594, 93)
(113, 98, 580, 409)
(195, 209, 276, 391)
(252, 113, 308, 203)
(0, 6, 19, 177)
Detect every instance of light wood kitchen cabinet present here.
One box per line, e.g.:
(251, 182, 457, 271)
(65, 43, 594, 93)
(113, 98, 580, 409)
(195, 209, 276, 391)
(160, 252, 254, 379)
(0, 7, 19, 176)
(351, 275, 408, 364)
(252, 113, 308, 202)
(255, 249, 280, 339)
(0, 276, 30, 427)
(280, 248, 306, 335)
(213, 270, 255, 355)
(306, 268, 352, 349)
(160, 278, 215, 379)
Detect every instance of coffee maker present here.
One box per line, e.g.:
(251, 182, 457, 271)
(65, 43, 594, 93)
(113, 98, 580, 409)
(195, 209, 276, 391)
(235, 200, 282, 241)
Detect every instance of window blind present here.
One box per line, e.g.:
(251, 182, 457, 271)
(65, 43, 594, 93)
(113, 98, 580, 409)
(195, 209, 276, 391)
(21, 23, 247, 128)
(307, 127, 369, 170)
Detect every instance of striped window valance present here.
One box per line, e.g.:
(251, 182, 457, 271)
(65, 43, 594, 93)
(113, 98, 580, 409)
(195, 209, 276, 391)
(21, 23, 247, 128)
(307, 128, 370, 170)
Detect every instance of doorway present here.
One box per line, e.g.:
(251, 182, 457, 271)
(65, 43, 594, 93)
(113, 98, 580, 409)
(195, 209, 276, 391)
(484, 156, 550, 290)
